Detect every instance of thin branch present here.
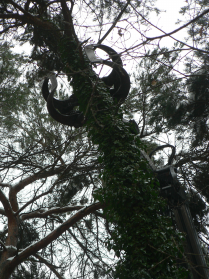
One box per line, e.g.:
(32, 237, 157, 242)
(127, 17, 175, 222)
(12, 166, 65, 193)
(199, 235, 209, 247)
(68, 227, 109, 267)
(175, 154, 209, 168)
(145, 8, 209, 41)
(9, 0, 32, 16)
(98, 0, 131, 44)
(32, 254, 65, 279)
(127, 4, 209, 55)
(10, 202, 105, 266)
(9, 165, 66, 212)
(16, 185, 54, 217)
(0, 240, 7, 251)
(21, 205, 84, 220)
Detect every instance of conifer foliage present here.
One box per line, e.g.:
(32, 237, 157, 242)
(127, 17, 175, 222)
(0, 1, 209, 278)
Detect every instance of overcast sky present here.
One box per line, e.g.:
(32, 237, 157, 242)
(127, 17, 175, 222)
(156, 0, 184, 28)
(149, 0, 187, 40)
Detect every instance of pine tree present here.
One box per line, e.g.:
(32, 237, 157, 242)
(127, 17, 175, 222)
(0, 1, 209, 278)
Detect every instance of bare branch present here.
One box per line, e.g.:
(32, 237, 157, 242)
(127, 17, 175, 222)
(68, 227, 110, 267)
(128, 4, 209, 55)
(12, 166, 65, 193)
(9, 166, 66, 212)
(15, 185, 54, 217)
(10, 202, 105, 266)
(21, 205, 85, 220)
(0, 13, 23, 20)
(0, 183, 10, 188)
(9, 0, 31, 15)
(32, 254, 65, 279)
(145, 8, 209, 41)
(98, 0, 131, 44)
(175, 154, 209, 168)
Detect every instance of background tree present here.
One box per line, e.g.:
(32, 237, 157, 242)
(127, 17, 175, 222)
(0, 1, 209, 278)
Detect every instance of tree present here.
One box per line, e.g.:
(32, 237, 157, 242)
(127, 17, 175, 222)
(0, 1, 209, 278)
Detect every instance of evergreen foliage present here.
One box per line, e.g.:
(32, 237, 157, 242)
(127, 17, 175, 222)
(0, 1, 209, 278)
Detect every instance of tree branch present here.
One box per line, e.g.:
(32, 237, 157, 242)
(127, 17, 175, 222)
(12, 166, 65, 193)
(10, 202, 105, 266)
(175, 154, 209, 168)
(32, 254, 65, 279)
(60, 0, 78, 43)
(9, 165, 66, 212)
(145, 8, 209, 41)
(0, 183, 10, 188)
(98, 0, 131, 44)
(0, 188, 13, 218)
(0, 13, 23, 20)
(129, 4, 209, 55)
(9, 0, 31, 15)
(0, 240, 7, 251)
(21, 205, 84, 220)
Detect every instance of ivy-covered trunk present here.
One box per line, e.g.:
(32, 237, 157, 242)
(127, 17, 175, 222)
(54, 26, 186, 279)
(0, 2, 185, 278)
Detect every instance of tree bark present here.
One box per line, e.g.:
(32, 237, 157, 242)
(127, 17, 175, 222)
(0, 202, 104, 279)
